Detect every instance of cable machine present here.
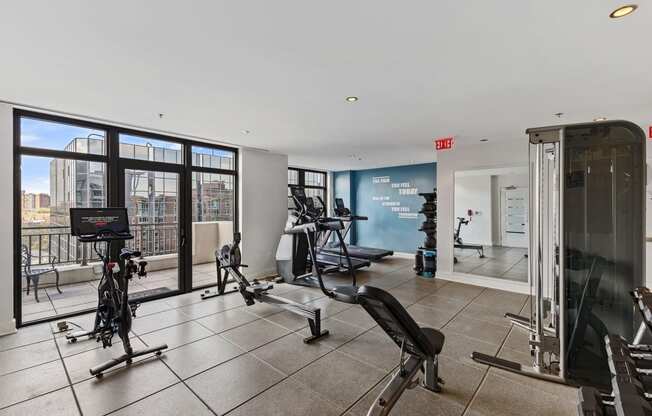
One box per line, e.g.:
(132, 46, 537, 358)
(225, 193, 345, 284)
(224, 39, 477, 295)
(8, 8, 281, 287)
(472, 120, 645, 387)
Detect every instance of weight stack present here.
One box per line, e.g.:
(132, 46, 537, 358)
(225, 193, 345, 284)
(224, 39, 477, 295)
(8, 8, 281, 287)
(415, 189, 437, 278)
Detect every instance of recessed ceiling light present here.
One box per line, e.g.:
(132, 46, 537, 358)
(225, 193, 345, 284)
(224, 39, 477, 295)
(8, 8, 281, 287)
(610, 4, 638, 18)
(594, 117, 608, 121)
(480, 139, 489, 142)
(345, 96, 359, 102)
(241, 129, 251, 135)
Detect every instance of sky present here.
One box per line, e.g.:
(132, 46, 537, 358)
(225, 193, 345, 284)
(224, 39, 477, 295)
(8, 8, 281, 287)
(20, 118, 104, 195)
(21, 156, 52, 194)
(20, 117, 234, 195)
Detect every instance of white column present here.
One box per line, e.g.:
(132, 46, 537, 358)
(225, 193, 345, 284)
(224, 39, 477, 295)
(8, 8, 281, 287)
(0, 103, 16, 335)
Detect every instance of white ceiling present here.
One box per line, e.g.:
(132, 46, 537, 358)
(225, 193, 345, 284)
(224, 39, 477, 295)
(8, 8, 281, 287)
(1, 1, 650, 171)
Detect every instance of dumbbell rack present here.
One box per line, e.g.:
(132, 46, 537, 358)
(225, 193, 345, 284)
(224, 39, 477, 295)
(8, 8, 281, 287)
(415, 189, 437, 278)
(577, 287, 652, 415)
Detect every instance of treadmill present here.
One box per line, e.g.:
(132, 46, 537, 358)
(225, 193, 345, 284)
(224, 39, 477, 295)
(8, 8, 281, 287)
(302, 196, 371, 271)
(287, 189, 370, 274)
(320, 198, 394, 261)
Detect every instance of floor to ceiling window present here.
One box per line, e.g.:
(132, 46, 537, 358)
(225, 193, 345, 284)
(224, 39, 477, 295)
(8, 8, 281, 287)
(14, 110, 237, 326)
(190, 146, 236, 289)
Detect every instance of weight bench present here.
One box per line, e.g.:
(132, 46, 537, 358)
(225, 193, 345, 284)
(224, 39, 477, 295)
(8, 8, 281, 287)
(357, 285, 444, 416)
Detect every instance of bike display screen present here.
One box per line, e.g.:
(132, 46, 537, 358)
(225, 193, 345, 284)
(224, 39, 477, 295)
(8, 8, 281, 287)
(70, 208, 130, 238)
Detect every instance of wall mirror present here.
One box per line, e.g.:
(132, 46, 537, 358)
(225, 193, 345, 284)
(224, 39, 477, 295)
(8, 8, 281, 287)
(453, 166, 529, 282)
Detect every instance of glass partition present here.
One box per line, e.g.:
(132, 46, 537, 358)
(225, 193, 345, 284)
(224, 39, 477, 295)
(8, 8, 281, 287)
(563, 123, 645, 385)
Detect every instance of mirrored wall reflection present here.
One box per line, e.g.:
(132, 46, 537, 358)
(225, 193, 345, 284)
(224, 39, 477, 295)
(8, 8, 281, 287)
(453, 167, 529, 282)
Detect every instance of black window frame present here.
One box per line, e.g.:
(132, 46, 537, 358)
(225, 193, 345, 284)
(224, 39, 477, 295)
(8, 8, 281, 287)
(14, 109, 238, 327)
(288, 167, 328, 207)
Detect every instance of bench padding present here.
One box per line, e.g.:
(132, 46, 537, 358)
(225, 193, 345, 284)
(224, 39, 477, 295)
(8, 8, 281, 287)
(357, 285, 444, 358)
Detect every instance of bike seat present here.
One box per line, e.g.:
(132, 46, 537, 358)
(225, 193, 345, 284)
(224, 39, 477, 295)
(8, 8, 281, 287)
(246, 282, 273, 294)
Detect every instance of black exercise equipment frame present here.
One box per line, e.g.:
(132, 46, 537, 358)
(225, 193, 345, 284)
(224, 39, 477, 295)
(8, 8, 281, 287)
(357, 285, 444, 416)
(283, 187, 360, 304)
(319, 197, 394, 261)
(64, 208, 168, 377)
(214, 232, 329, 343)
(453, 216, 485, 264)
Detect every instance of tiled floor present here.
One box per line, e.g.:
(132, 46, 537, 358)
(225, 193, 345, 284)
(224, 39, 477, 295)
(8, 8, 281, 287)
(2, 257, 577, 416)
(454, 246, 528, 282)
(21, 262, 218, 323)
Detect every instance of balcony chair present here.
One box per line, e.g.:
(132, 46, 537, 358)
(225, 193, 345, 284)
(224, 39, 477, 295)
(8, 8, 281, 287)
(21, 244, 61, 302)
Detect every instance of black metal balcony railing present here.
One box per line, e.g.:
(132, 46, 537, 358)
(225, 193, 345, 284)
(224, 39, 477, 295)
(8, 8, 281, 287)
(21, 222, 182, 266)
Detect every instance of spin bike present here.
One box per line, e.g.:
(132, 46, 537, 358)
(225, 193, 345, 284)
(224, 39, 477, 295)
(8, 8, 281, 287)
(64, 208, 168, 377)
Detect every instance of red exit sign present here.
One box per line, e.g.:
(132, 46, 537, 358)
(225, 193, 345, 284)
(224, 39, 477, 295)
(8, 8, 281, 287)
(649, 125, 652, 139)
(435, 137, 454, 151)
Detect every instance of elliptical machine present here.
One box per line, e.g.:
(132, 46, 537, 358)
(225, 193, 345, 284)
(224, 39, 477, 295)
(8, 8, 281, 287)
(277, 187, 359, 304)
(63, 208, 168, 377)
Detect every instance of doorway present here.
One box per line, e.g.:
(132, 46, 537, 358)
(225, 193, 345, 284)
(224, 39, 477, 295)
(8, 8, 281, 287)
(120, 163, 185, 298)
(501, 187, 528, 248)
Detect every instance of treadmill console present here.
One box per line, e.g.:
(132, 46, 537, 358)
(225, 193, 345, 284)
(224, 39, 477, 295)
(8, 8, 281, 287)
(290, 187, 321, 218)
(290, 186, 307, 205)
(334, 198, 351, 217)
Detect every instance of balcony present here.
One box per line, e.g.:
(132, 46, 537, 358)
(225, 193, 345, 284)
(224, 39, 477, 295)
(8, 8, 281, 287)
(20, 221, 233, 322)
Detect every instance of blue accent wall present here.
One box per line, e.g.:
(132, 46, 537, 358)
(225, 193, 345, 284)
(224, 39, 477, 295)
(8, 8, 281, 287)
(334, 163, 436, 253)
(333, 171, 353, 243)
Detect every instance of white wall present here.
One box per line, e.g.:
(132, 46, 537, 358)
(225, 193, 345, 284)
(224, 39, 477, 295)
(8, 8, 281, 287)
(437, 140, 529, 291)
(191, 221, 233, 264)
(0, 104, 15, 335)
(454, 175, 492, 246)
(239, 148, 288, 278)
(647, 161, 652, 287)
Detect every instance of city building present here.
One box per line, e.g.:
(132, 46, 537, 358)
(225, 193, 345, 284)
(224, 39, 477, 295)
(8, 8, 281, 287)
(46, 137, 235, 262)
(22, 192, 51, 210)
(35, 193, 50, 209)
